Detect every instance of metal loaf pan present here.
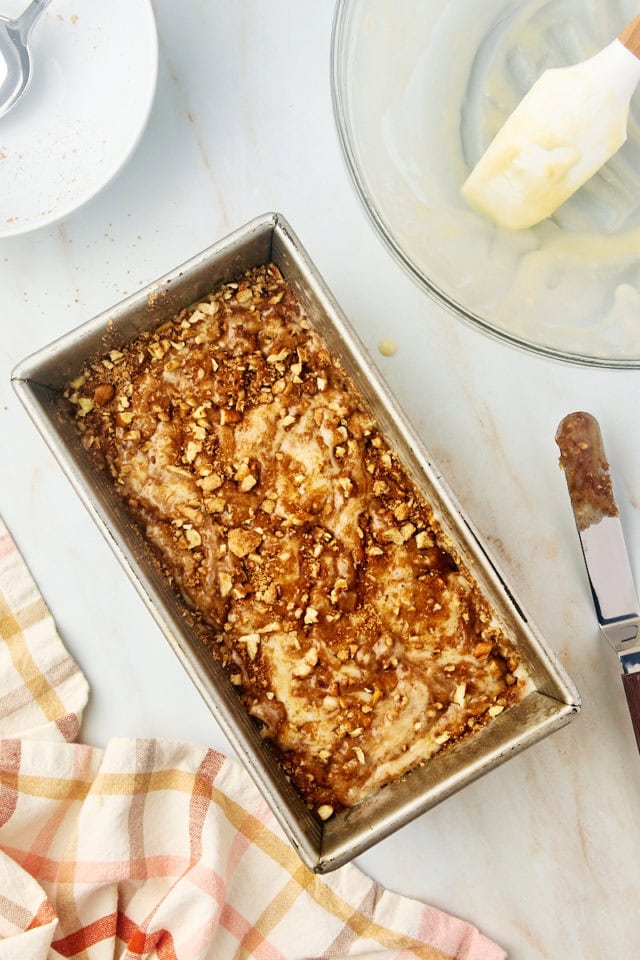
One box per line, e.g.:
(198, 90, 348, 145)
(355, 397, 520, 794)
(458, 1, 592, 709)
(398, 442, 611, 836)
(12, 212, 580, 872)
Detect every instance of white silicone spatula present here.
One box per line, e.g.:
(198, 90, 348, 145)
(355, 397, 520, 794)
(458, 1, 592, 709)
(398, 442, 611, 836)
(461, 14, 640, 230)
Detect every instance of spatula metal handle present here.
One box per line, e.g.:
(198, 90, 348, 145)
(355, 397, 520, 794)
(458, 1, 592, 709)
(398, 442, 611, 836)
(622, 671, 640, 753)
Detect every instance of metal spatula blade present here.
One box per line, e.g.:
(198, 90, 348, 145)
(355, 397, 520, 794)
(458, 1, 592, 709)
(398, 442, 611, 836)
(556, 411, 640, 752)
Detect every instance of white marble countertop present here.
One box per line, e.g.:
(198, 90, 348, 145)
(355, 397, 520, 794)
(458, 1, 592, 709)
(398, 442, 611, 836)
(2, 2, 640, 958)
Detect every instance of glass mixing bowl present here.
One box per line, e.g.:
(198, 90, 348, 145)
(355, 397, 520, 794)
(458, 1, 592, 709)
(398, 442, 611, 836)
(331, 0, 640, 367)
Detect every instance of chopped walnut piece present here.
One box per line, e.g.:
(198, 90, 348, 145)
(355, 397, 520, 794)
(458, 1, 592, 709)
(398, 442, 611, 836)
(228, 528, 262, 558)
(198, 473, 223, 492)
(184, 528, 202, 550)
(433, 732, 450, 745)
(266, 349, 288, 364)
(77, 398, 95, 416)
(453, 683, 467, 706)
(474, 641, 494, 659)
(243, 634, 260, 660)
(393, 503, 410, 522)
(94, 384, 115, 406)
(185, 441, 201, 463)
(218, 572, 233, 598)
(303, 607, 319, 625)
(400, 522, 416, 542)
(415, 530, 434, 549)
(382, 528, 404, 546)
(292, 659, 314, 678)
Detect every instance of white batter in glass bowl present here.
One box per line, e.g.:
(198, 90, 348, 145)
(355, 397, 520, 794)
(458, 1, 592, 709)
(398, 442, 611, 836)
(331, 0, 640, 366)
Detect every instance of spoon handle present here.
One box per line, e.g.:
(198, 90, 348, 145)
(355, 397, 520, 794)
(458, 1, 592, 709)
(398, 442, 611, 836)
(619, 13, 640, 59)
(12, 0, 53, 41)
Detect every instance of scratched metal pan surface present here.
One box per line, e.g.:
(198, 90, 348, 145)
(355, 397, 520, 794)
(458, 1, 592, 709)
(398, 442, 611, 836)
(12, 212, 580, 872)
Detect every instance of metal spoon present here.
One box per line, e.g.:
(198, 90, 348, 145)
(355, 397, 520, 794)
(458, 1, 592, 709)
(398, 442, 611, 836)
(0, 0, 53, 120)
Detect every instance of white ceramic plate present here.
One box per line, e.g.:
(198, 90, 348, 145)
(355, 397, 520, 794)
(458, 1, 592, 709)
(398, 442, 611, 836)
(0, 0, 157, 238)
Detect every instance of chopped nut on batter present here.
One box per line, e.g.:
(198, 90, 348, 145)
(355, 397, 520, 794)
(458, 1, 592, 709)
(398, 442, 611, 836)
(93, 384, 115, 406)
(228, 528, 262, 558)
(219, 572, 233, 598)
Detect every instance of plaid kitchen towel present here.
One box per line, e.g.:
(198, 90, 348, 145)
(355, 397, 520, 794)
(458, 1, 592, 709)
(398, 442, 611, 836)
(0, 516, 506, 960)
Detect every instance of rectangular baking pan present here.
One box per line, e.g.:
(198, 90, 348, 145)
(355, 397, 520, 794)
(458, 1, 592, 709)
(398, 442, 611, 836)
(11, 212, 580, 872)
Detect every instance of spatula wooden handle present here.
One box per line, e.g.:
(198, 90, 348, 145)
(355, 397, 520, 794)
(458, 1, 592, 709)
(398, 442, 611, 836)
(619, 14, 640, 58)
(622, 670, 640, 753)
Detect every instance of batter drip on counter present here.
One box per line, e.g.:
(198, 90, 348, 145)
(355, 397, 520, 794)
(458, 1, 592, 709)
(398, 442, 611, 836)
(66, 264, 526, 818)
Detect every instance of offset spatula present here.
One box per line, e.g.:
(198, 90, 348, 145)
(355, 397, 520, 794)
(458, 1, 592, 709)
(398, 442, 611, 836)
(556, 411, 640, 752)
